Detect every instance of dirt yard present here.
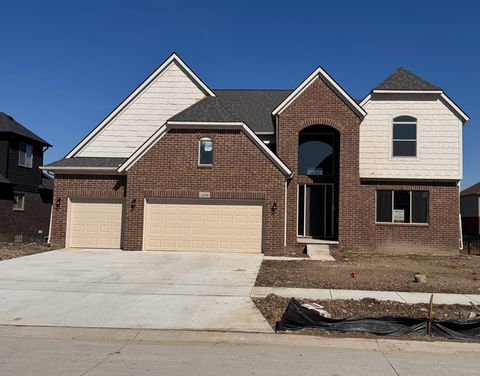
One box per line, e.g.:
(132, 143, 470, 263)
(0, 242, 51, 261)
(256, 251, 480, 294)
(254, 294, 478, 340)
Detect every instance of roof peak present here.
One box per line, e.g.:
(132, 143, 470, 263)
(375, 67, 441, 91)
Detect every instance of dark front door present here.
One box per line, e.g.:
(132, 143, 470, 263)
(298, 184, 335, 239)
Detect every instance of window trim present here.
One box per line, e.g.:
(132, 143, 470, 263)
(198, 137, 213, 166)
(375, 190, 428, 225)
(392, 116, 417, 158)
(18, 142, 33, 168)
(13, 193, 25, 212)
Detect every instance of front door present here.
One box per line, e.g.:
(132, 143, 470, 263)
(298, 184, 335, 239)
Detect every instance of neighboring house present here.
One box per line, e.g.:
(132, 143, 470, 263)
(461, 183, 480, 236)
(41, 53, 469, 254)
(0, 112, 53, 243)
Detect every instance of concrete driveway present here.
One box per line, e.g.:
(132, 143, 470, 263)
(0, 249, 271, 332)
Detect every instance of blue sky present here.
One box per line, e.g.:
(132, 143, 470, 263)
(1, 0, 479, 188)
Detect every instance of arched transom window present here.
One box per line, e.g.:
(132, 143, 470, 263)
(393, 116, 417, 157)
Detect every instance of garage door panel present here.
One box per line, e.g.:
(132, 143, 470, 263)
(69, 200, 123, 249)
(145, 201, 262, 253)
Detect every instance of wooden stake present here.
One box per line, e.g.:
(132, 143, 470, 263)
(427, 294, 434, 337)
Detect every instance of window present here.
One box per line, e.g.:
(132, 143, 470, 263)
(13, 194, 25, 211)
(393, 116, 416, 157)
(18, 142, 33, 168)
(376, 190, 428, 224)
(298, 132, 335, 176)
(199, 138, 213, 165)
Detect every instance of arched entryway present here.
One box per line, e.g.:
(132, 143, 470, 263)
(297, 125, 339, 240)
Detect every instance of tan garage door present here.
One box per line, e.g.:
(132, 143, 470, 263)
(144, 200, 263, 253)
(68, 199, 123, 249)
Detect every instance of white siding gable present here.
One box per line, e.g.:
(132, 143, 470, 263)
(77, 62, 206, 158)
(360, 94, 462, 180)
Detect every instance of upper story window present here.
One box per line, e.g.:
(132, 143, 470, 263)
(298, 129, 335, 176)
(18, 142, 33, 168)
(393, 116, 417, 157)
(198, 138, 213, 166)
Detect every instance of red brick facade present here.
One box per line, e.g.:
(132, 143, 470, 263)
(49, 77, 461, 255)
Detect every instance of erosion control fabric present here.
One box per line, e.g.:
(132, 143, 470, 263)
(275, 299, 480, 340)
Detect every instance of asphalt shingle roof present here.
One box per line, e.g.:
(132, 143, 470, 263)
(43, 157, 127, 169)
(0, 112, 51, 146)
(461, 183, 480, 196)
(375, 67, 441, 91)
(171, 90, 292, 133)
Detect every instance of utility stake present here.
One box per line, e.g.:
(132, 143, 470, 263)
(427, 294, 434, 337)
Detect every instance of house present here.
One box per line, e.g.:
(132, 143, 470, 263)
(0, 112, 53, 243)
(41, 53, 469, 254)
(461, 183, 480, 236)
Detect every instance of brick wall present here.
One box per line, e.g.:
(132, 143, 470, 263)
(50, 174, 126, 249)
(0, 187, 52, 243)
(356, 181, 460, 254)
(277, 77, 460, 254)
(277, 78, 363, 249)
(124, 129, 286, 254)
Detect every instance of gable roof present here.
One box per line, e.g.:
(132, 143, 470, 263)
(170, 90, 292, 133)
(65, 53, 215, 159)
(118, 121, 293, 177)
(0, 112, 51, 146)
(375, 67, 441, 91)
(461, 183, 480, 197)
(272, 67, 367, 118)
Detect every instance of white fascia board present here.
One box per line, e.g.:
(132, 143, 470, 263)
(359, 94, 371, 107)
(240, 123, 293, 178)
(369, 90, 469, 123)
(65, 53, 214, 159)
(372, 90, 443, 94)
(118, 121, 293, 178)
(117, 124, 169, 172)
(272, 67, 367, 117)
(440, 93, 470, 123)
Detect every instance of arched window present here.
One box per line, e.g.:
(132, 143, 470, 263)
(198, 137, 213, 165)
(298, 127, 335, 176)
(393, 116, 416, 157)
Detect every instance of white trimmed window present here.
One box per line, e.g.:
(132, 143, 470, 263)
(198, 138, 213, 166)
(13, 193, 25, 211)
(376, 190, 428, 224)
(18, 142, 33, 168)
(393, 116, 416, 157)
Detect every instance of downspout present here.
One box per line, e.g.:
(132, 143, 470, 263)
(284, 179, 288, 247)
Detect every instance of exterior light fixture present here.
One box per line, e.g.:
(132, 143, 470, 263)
(271, 202, 277, 213)
(55, 198, 61, 208)
(131, 199, 137, 208)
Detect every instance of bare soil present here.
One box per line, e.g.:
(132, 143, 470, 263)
(0, 242, 51, 261)
(254, 294, 479, 341)
(256, 251, 480, 294)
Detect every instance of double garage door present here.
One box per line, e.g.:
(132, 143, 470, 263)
(67, 199, 263, 253)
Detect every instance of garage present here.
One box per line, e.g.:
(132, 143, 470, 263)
(67, 199, 123, 248)
(144, 199, 263, 253)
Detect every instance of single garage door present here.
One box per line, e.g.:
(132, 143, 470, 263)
(68, 199, 123, 249)
(144, 200, 263, 253)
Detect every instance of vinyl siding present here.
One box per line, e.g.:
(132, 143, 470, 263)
(360, 94, 462, 180)
(77, 62, 206, 158)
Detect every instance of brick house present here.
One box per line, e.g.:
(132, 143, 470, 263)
(41, 54, 469, 255)
(0, 112, 53, 243)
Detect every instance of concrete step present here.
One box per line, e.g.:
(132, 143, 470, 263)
(306, 244, 336, 261)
